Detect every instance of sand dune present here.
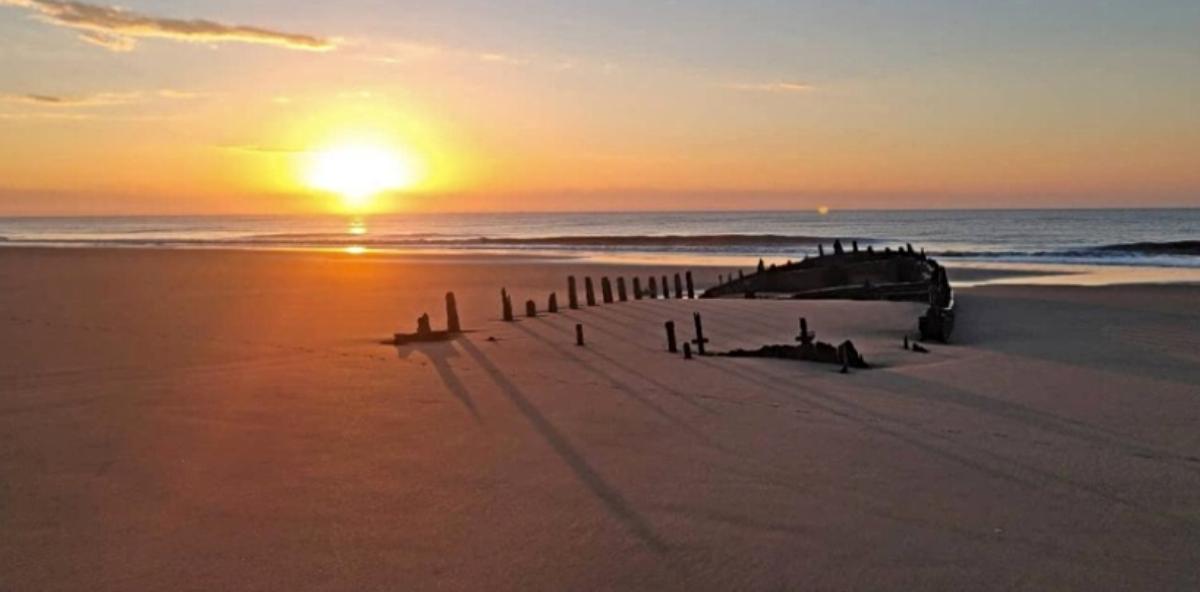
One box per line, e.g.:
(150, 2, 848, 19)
(1, 248, 1198, 590)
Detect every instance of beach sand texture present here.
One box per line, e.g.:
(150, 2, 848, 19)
(2, 248, 1199, 590)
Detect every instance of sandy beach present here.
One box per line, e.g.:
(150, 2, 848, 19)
(2, 247, 1199, 591)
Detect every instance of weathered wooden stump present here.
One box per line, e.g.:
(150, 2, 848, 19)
(632, 277, 642, 300)
(648, 277, 658, 298)
(683, 342, 693, 360)
(685, 271, 695, 299)
(548, 292, 558, 313)
(525, 300, 536, 318)
(757, 259, 766, 273)
(662, 275, 670, 299)
(738, 270, 744, 280)
(903, 335, 909, 350)
(852, 240, 859, 253)
(617, 277, 628, 301)
(673, 274, 683, 299)
(834, 239, 845, 255)
(568, 276, 579, 309)
(575, 323, 585, 346)
(839, 343, 849, 374)
(601, 277, 613, 304)
(691, 312, 709, 356)
(445, 292, 461, 333)
(417, 313, 432, 336)
(818, 244, 825, 257)
(585, 277, 596, 306)
(664, 321, 677, 353)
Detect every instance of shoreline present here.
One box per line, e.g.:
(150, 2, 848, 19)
(4, 243, 1200, 288)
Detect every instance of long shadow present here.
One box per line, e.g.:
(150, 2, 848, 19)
(395, 340, 481, 422)
(699, 356, 1200, 531)
(553, 312, 719, 413)
(457, 338, 668, 552)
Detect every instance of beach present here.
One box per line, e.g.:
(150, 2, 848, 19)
(2, 247, 1199, 590)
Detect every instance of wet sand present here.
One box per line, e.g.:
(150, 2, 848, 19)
(1, 248, 1198, 590)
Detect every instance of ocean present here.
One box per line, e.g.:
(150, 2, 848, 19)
(0, 209, 1196, 268)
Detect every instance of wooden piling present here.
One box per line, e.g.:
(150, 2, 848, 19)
(445, 292, 461, 333)
(685, 271, 695, 299)
(648, 277, 658, 298)
(796, 317, 814, 346)
(525, 300, 536, 318)
(632, 277, 642, 300)
(568, 276, 579, 309)
(548, 292, 558, 313)
(601, 277, 613, 304)
(417, 313, 432, 335)
(575, 324, 585, 346)
(501, 289, 514, 322)
(662, 275, 670, 299)
(665, 321, 677, 353)
(673, 274, 683, 299)
(585, 277, 596, 306)
(683, 342, 692, 360)
(691, 312, 709, 355)
(617, 277, 628, 301)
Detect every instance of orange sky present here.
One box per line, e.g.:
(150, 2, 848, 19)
(1, 0, 1197, 214)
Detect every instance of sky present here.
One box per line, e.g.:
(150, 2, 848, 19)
(0, 0, 1198, 214)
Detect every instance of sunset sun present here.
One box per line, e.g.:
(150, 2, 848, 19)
(304, 142, 420, 209)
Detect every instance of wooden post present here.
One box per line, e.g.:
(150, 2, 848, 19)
(575, 324, 585, 346)
(852, 240, 859, 253)
(664, 321, 677, 353)
(662, 275, 670, 299)
(601, 277, 613, 304)
(445, 292, 461, 333)
(525, 300, 537, 318)
(632, 277, 642, 300)
(501, 289, 513, 322)
(818, 244, 825, 257)
(648, 277, 658, 298)
(839, 344, 849, 374)
(673, 274, 683, 299)
(568, 276, 579, 309)
(691, 312, 709, 356)
(738, 270, 744, 280)
(682, 342, 692, 360)
(757, 259, 765, 273)
(796, 317, 814, 346)
(617, 277, 628, 301)
(585, 277, 596, 306)
(417, 313, 432, 336)
(548, 292, 558, 313)
(834, 239, 844, 255)
(903, 335, 909, 350)
(685, 271, 695, 299)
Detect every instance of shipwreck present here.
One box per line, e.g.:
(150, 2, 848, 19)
(702, 240, 956, 342)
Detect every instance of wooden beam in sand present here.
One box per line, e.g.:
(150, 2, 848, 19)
(617, 277, 628, 302)
(585, 277, 597, 306)
(567, 276, 579, 309)
(445, 292, 461, 333)
(664, 321, 677, 353)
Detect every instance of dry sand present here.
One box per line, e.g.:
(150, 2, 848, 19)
(1, 248, 1198, 591)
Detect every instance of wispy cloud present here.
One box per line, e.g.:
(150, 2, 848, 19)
(723, 81, 815, 93)
(0, 0, 336, 52)
(477, 52, 529, 66)
(1, 91, 141, 106)
(1, 89, 206, 107)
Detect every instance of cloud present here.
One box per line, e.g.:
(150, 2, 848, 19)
(0, 0, 335, 52)
(477, 52, 528, 66)
(0, 91, 141, 106)
(723, 82, 815, 93)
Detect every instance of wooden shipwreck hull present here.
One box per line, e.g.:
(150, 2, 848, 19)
(702, 240, 956, 342)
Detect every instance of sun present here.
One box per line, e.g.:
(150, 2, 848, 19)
(305, 142, 420, 209)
